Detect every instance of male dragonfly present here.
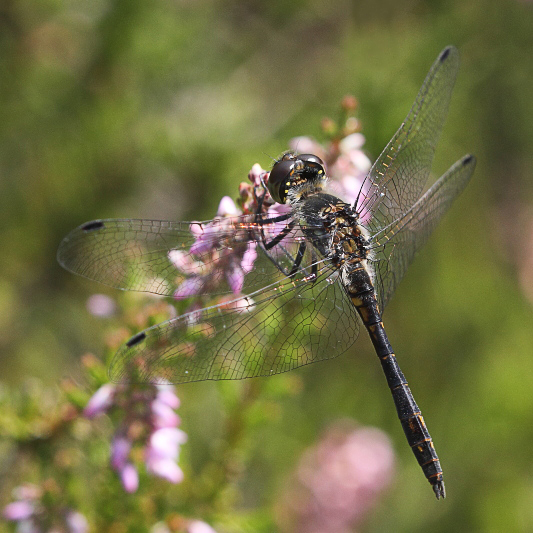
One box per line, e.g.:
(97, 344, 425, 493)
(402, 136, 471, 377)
(58, 46, 476, 499)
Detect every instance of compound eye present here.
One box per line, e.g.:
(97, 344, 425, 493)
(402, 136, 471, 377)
(298, 153, 325, 167)
(268, 159, 295, 204)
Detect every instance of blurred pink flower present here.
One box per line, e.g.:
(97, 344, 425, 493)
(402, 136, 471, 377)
(288, 137, 327, 161)
(152, 396, 180, 428)
(65, 511, 89, 533)
(156, 385, 180, 409)
(83, 383, 116, 418)
(174, 276, 206, 300)
(188, 520, 218, 533)
(3, 484, 88, 533)
(86, 294, 116, 317)
(150, 520, 218, 533)
(146, 427, 186, 483)
(110, 435, 131, 470)
(3, 500, 35, 520)
(278, 423, 394, 533)
(217, 195, 240, 216)
(84, 382, 186, 493)
(120, 463, 139, 493)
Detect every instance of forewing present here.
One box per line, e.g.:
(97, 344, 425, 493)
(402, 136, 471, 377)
(108, 260, 359, 384)
(368, 155, 476, 310)
(356, 46, 460, 233)
(57, 215, 323, 297)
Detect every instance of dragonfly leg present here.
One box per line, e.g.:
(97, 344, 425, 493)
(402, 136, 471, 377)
(260, 240, 306, 278)
(287, 241, 306, 276)
(263, 219, 295, 250)
(255, 215, 309, 277)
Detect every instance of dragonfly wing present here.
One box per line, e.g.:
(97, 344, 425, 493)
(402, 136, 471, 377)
(108, 259, 359, 383)
(368, 155, 476, 309)
(356, 46, 460, 233)
(57, 215, 323, 297)
(57, 219, 198, 295)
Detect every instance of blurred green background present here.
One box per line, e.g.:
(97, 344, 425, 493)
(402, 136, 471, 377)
(1, 0, 533, 531)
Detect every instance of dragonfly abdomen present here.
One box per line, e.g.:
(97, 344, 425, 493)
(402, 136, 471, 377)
(346, 265, 446, 499)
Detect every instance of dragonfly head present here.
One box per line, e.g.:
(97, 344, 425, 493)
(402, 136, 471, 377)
(268, 152, 326, 204)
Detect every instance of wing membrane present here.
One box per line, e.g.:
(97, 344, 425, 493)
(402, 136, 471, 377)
(357, 46, 460, 234)
(368, 155, 476, 309)
(109, 260, 359, 384)
(57, 215, 324, 297)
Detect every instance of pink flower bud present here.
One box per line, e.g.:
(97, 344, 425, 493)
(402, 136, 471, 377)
(217, 196, 240, 217)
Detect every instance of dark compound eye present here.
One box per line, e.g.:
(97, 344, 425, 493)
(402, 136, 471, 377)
(298, 154, 325, 168)
(267, 153, 326, 204)
(298, 154, 326, 176)
(268, 158, 297, 204)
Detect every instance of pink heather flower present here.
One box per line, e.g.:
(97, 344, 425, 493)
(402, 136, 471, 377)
(83, 383, 116, 418)
(149, 427, 187, 459)
(279, 423, 394, 533)
(146, 457, 184, 484)
(189, 223, 220, 256)
(86, 293, 116, 317)
(111, 436, 131, 470)
(224, 242, 257, 294)
(241, 243, 257, 274)
(288, 136, 327, 161)
(120, 462, 139, 493)
(168, 250, 206, 276)
(217, 196, 240, 216)
(263, 203, 292, 244)
(248, 163, 268, 188)
(174, 276, 206, 300)
(225, 257, 245, 294)
(339, 132, 366, 152)
(329, 135, 371, 207)
(146, 427, 187, 483)
(65, 511, 89, 533)
(174, 206, 258, 302)
(3, 484, 88, 533)
(151, 520, 218, 533)
(151, 397, 180, 429)
(147, 428, 186, 480)
(188, 521, 218, 533)
(111, 435, 140, 492)
(84, 380, 185, 493)
(155, 385, 180, 409)
(3, 500, 35, 521)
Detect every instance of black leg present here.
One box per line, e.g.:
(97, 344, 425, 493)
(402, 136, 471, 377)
(252, 186, 307, 278)
(288, 241, 306, 276)
(263, 220, 295, 250)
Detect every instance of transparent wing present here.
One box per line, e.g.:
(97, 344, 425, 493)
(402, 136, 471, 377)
(108, 259, 359, 384)
(356, 46, 460, 234)
(367, 155, 476, 310)
(57, 215, 325, 297)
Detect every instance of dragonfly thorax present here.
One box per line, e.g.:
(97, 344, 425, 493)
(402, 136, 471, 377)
(299, 193, 368, 269)
(268, 152, 327, 204)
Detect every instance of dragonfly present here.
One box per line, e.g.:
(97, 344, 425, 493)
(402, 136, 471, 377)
(58, 46, 475, 499)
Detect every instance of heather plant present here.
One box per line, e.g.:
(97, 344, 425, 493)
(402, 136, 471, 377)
(1, 100, 393, 532)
